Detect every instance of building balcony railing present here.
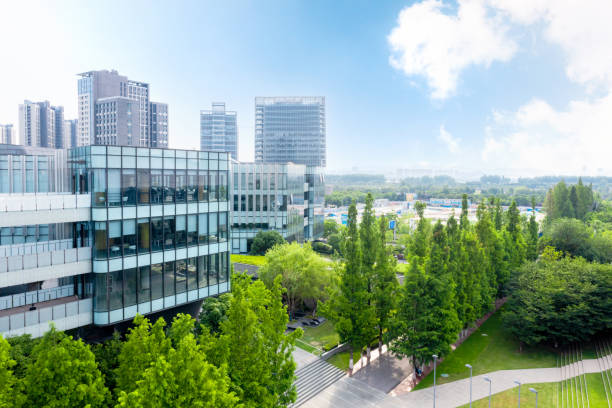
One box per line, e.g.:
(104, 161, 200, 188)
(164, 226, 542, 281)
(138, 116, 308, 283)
(0, 297, 92, 337)
(0, 246, 91, 274)
(0, 193, 91, 212)
(0, 238, 75, 258)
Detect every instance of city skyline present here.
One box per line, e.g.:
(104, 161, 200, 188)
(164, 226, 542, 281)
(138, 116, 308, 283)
(1, 1, 611, 176)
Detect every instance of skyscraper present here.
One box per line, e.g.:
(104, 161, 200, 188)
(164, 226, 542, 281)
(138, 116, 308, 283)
(77, 70, 167, 147)
(200, 102, 238, 160)
(0, 124, 15, 144)
(18, 100, 64, 148)
(63, 119, 78, 149)
(254, 97, 326, 167)
(149, 102, 168, 148)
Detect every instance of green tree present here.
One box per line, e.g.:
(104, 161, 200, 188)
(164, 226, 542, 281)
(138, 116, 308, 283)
(259, 242, 332, 318)
(494, 198, 503, 231)
(359, 194, 378, 360)
(0, 336, 17, 408)
(411, 202, 431, 260)
(527, 197, 539, 260)
(92, 330, 122, 401)
(250, 230, 286, 255)
(321, 201, 372, 371)
(324, 219, 339, 238)
(117, 315, 238, 408)
(446, 215, 469, 327)
(115, 315, 172, 395)
(218, 274, 301, 408)
(22, 327, 109, 408)
(6, 334, 38, 379)
(198, 293, 232, 334)
(373, 216, 399, 351)
(460, 194, 469, 229)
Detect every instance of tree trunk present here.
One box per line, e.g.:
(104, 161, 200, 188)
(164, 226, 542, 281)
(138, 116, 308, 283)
(367, 346, 371, 365)
(379, 327, 383, 354)
(348, 345, 354, 375)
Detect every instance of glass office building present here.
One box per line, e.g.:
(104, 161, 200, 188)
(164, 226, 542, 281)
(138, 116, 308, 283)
(0, 145, 229, 337)
(200, 103, 238, 161)
(254, 97, 326, 167)
(230, 162, 324, 254)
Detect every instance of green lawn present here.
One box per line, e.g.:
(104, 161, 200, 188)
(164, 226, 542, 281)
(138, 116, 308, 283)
(300, 321, 340, 351)
(414, 308, 558, 390)
(327, 350, 362, 371)
(457, 373, 609, 407)
(230, 254, 266, 266)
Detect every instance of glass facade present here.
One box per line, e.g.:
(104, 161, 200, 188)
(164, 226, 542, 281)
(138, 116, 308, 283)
(200, 103, 238, 161)
(69, 145, 230, 325)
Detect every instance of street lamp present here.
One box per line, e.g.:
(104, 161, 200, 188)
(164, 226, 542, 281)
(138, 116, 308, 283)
(529, 388, 538, 408)
(483, 377, 492, 408)
(514, 380, 521, 407)
(465, 364, 473, 408)
(432, 354, 438, 408)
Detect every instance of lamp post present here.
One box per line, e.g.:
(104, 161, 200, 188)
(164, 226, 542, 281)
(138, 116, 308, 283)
(529, 388, 538, 408)
(432, 354, 438, 408)
(484, 377, 492, 408)
(465, 364, 473, 408)
(514, 380, 521, 407)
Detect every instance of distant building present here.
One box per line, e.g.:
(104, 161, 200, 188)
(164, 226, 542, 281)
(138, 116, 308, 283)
(63, 119, 78, 149)
(149, 102, 168, 148)
(429, 198, 468, 208)
(255, 97, 326, 167)
(230, 161, 324, 254)
(200, 103, 238, 160)
(18, 100, 64, 148)
(78, 70, 167, 147)
(0, 124, 15, 144)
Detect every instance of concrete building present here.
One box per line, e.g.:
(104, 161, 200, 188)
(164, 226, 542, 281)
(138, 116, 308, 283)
(255, 97, 326, 167)
(77, 70, 167, 148)
(19, 100, 64, 148)
(63, 119, 78, 149)
(230, 161, 324, 254)
(149, 102, 168, 148)
(0, 124, 15, 144)
(0, 145, 230, 338)
(200, 102, 238, 160)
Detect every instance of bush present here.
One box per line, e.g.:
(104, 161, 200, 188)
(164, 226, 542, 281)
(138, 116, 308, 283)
(250, 231, 285, 255)
(312, 241, 333, 254)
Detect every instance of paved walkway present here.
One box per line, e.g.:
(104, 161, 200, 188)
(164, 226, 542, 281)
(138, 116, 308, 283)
(293, 347, 319, 370)
(302, 357, 609, 408)
(353, 351, 414, 393)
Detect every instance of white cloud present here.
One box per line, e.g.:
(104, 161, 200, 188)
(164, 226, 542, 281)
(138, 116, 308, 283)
(438, 125, 460, 153)
(387, 0, 517, 99)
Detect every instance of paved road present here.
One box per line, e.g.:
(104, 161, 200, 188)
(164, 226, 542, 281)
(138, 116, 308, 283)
(302, 358, 605, 408)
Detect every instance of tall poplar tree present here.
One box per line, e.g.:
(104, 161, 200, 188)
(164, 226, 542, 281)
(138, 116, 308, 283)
(373, 216, 398, 351)
(360, 194, 378, 360)
(460, 194, 469, 229)
(527, 197, 539, 261)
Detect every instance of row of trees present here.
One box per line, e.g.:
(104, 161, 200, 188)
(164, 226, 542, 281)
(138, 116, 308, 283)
(544, 179, 595, 222)
(0, 275, 301, 408)
(322, 194, 399, 369)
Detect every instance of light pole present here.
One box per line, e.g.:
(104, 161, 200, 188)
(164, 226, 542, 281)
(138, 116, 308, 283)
(484, 377, 492, 408)
(514, 380, 521, 407)
(432, 354, 438, 408)
(465, 364, 473, 408)
(529, 387, 538, 408)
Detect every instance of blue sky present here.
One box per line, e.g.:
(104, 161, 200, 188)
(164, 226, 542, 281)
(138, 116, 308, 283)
(1, 0, 611, 177)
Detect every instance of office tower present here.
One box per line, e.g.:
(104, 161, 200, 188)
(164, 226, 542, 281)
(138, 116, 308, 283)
(0, 124, 15, 144)
(200, 102, 238, 160)
(63, 119, 78, 149)
(230, 161, 324, 254)
(0, 145, 230, 337)
(149, 102, 168, 148)
(18, 100, 64, 148)
(78, 70, 167, 147)
(254, 97, 326, 167)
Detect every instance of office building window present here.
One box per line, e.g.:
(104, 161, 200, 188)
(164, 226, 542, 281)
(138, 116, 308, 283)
(176, 259, 187, 294)
(176, 215, 186, 248)
(122, 169, 136, 205)
(163, 216, 175, 249)
(123, 219, 136, 256)
(94, 274, 108, 312)
(198, 170, 208, 201)
(137, 169, 150, 204)
(210, 170, 218, 201)
(94, 222, 108, 259)
(176, 170, 186, 203)
(151, 170, 162, 204)
(163, 170, 175, 203)
(219, 213, 228, 242)
(198, 255, 207, 288)
(219, 171, 227, 201)
(138, 218, 150, 253)
(108, 169, 121, 207)
(93, 169, 106, 207)
(198, 213, 208, 244)
(209, 253, 218, 286)
(109, 270, 123, 310)
(219, 252, 229, 283)
(124, 268, 137, 307)
(151, 263, 163, 300)
(151, 217, 163, 252)
(209, 213, 218, 243)
(109, 221, 122, 258)
(187, 215, 197, 246)
(163, 261, 175, 296)
(138, 265, 151, 303)
(37, 157, 49, 192)
(187, 170, 198, 202)
(187, 257, 197, 290)
(25, 157, 34, 192)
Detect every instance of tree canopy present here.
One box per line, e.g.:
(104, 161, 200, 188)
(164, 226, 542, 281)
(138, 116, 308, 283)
(250, 230, 286, 255)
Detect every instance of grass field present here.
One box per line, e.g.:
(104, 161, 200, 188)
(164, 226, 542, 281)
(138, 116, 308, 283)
(230, 254, 266, 266)
(327, 350, 362, 371)
(457, 373, 609, 407)
(299, 320, 340, 351)
(414, 309, 558, 390)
